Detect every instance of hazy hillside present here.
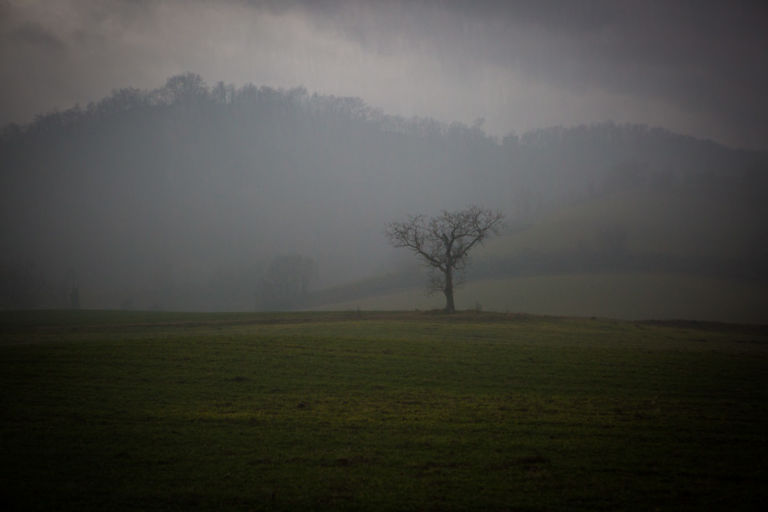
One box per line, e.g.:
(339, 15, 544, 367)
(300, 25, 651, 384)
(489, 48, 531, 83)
(1, 73, 767, 314)
(306, 188, 768, 323)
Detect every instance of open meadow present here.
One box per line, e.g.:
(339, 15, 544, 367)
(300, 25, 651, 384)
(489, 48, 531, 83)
(1, 310, 766, 511)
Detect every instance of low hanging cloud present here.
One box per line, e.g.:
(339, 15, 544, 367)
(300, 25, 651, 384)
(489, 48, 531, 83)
(1, 0, 766, 149)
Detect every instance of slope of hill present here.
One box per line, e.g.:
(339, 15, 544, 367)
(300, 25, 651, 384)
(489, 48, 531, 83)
(477, 187, 768, 280)
(1, 73, 766, 315)
(311, 273, 768, 324)
(308, 188, 768, 323)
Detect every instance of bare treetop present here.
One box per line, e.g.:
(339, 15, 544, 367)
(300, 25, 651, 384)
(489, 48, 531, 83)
(386, 206, 504, 312)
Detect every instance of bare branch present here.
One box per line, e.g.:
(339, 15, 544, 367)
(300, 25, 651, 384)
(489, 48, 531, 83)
(386, 206, 504, 312)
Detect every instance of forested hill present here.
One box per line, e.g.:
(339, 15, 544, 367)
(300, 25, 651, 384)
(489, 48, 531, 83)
(2, 73, 767, 311)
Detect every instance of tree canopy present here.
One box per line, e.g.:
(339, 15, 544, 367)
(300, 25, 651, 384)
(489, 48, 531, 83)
(387, 206, 504, 312)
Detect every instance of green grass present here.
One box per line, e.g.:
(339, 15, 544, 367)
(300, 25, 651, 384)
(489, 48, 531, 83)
(1, 310, 767, 511)
(482, 188, 767, 261)
(315, 273, 768, 324)
(309, 188, 768, 323)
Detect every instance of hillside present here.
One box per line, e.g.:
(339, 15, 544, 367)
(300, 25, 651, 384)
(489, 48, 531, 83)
(1, 73, 767, 315)
(307, 189, 768, 323)
(311, 273, 768, 324)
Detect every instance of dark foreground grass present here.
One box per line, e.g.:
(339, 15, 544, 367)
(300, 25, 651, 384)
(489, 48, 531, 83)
(1, 310, 766, 511)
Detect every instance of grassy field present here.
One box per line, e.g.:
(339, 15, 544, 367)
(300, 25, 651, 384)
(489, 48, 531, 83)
(309, 189, 768, 324)
(1, 310, 766, 511)
(315, 273, 768, 324)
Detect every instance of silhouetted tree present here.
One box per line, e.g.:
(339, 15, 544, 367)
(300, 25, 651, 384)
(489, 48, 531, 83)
(259, 254, 318, 310)
(158, 73, 209, 105)
(386, 206, 503, 313)
(69, 284, 80, 310)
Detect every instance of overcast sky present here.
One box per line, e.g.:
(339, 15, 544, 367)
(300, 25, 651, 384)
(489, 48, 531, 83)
(1, 0, 766, 150)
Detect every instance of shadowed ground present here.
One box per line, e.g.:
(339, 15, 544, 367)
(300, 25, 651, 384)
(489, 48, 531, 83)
(1, 310, 766, 510)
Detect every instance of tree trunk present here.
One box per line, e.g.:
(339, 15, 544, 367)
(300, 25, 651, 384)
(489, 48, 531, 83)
(443, 267, 455, 313)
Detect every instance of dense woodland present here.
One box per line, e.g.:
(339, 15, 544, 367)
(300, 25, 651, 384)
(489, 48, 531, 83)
(2, 73, 767, 311)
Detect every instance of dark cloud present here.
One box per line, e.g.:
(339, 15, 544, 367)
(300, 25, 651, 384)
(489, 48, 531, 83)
(288, 0, 768, 148)
(0, 0, 766, 149)
(8, 22, 68, 50)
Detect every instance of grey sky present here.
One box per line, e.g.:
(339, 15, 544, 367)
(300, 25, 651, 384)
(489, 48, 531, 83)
(1, 0, 766, 149)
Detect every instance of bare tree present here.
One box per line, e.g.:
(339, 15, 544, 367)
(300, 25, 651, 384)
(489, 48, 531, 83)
(386, 206, 504, 313)
(258, 254, 318, 310)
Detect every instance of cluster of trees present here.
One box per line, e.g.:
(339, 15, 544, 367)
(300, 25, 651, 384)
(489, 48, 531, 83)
(1, 73, 766, 310)
(257, 255, 317, 310)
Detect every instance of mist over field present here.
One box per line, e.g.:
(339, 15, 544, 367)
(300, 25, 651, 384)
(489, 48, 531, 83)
(1, 1, 767, 322)
(2, 4, 768, 507)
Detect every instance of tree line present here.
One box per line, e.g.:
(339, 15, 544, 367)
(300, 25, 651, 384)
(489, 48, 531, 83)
(1, 73, 766, 310)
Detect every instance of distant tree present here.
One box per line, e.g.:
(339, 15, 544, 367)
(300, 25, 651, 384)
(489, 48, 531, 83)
(386, 206, 504, 313)
(157, 73, 209, 106)
(259, 254, 318, 310)
(97, 87, 148, 115)
(69, 284, 80, 310)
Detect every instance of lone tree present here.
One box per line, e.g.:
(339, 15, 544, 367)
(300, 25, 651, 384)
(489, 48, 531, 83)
(259, 254, 318, 310)
(386, 206, 504, 313)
